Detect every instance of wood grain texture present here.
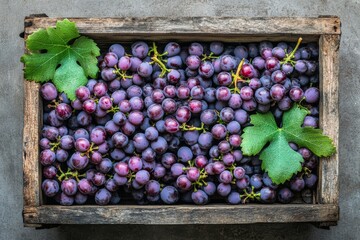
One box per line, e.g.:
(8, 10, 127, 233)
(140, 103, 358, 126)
(23, 81, 41, 208)
(24, 17, 340, 37)
(23, 204, 338, 225)
(318, 35, 340, 205)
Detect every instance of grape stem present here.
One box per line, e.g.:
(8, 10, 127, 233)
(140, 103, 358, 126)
(56, 168, 85, 182)
(148, 42, 170, 77)
(201, 52, 218, 61)
(113, 65, 133, 80)
(81, 142, 99, 158)
(192, 168, 208, 192)
(280, 37, 303, 66)
(230, 58, 246, 94)
(240, 186, 260, 204)
(179, 122, 207, 133)
(107, 105, 120, 114)
(49, 136, 61, 151)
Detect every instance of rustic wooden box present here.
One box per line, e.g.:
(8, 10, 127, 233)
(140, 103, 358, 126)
(23, 16, 341, 227)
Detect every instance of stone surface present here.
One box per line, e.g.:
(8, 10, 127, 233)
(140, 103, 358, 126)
(0, 0, 359, 239)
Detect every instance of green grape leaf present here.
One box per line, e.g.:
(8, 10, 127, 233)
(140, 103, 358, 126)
(20, 19, 100, 100)
(241, 104, 336, 184)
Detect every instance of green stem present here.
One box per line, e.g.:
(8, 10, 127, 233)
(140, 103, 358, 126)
(280, 37, 303, 66)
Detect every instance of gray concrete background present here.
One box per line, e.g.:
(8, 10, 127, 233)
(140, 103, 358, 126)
(1, 0, 359, 239)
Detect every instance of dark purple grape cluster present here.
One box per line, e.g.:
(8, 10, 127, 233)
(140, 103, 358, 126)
(40, 39, 320, 205)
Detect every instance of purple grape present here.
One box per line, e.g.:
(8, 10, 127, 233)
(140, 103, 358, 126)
(40, 83, 58, 101)
(131, 41, 149, 59)
(160, 186, 179, 204)
(42, 179, 59, 197)
(192, 190, 209, 205)
(217, 183, 231, 197)
(304, 87, 320, 103)
(277, 187, 294, 203)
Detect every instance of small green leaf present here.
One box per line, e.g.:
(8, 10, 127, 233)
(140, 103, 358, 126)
(241, 104, 336, 184)
(260, 132, 303, 184)
(21, 19, 100, 100)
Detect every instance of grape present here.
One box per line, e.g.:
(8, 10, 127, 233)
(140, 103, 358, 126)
(176, 85, 191, 99)
(55, 148, 68, 162)
(192, 190, 209, 205)
(43, 165, 57, 179)
(47, 110, 63, 127)
(250, 174, 263, 189)
(289, 87, 304, 102)
(240, 63, 255, 78)
(262, 173, 278, 189)
(239, 86, 253, 101)
(227, 191, 242, 205)
(233, 167, 245, 179)
(217, 183, 231, 197)
(75, 138, 90, 152)
(75, 192, 88, 204)
(39, 149, 56, 166)
(228, 94, 242, 109)
(211, 124, 227, 140)
(40, 83, 58, 101)
(304, 87, 319, 103)
(60, 192, 74, 206)
(177, 146, 193, 163)
(171, 163, 185, 178)
(227, 121, 241, 134)
(145, 180, 161, 196)
(290, 177, 305, 192)
(295, 60, 307, 73)
(55, 103, 72, 121)
(109, 43, 125, 58)
(259, 187, 276, 203)
(164, 117, 180, 133)
(151, 89, 165, 103)
(131, 41, 149, 59)
(95, 188, 111, 205)
(186, 55, 201, 70)
(234, 109, 249, 124)
(270, 84, 286, 101)
(220, 55, 236, 71)
(147, 104, 164, 121)
(271, 70, 286, 83)
(160, 186, 179, 204)
(277, 188, 294, 203)
(200, 109, 218, 125)
(176, 106, 191, 123)
(114, 162, 130, 177)
(219, 170, 233, 184)
(188, 100, 202, 114)
(176, 175, 192, 190)
(278, 96, 292, 111)
(199, 61, 214, 78)
(198, 132, 213, 149)
(135, 170, 150, 185)
(144, 127, 159, 141)
(252, 57, 265, 70)
(42, 179, 59, 197)
(212, 161, 225, 175)
(304, 174, 318, 188)
(265, 57, 280, 72)
(97, 158, 112, 174)
(69, 152, 89, 170)
(112, 132, 128, 148)
(61, 178, 77, 196)
(164, 42, 180, 56)
(150, 136, 168, 154)
(229, 134, 242, 147)
(303, 116, 318, 128)
(188, 42, 203, 56)
(167, 56, 182, 69)
(220, 107, 235, 123)
(255, 87, 271, 105)
(128, 110, 145, 126)
(133, 133, 149, 151)
(216, 86, 231, 101)
(128, 156, 143, 172)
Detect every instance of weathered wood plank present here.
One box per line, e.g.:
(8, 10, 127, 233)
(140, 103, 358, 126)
(23, 81, 41, 207)
(24, 17, 340, 37)
(318, 35, 340, 205)
(23, 204, 338, 225)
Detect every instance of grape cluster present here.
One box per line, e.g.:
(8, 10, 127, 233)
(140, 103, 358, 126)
(40, 39, 320, 205)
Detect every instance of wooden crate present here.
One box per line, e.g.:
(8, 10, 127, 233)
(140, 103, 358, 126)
(22, 16, 341, 227)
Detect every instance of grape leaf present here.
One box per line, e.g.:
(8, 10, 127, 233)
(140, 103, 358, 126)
(20, 19, 100, 100)
(241, 104, 336, 184)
